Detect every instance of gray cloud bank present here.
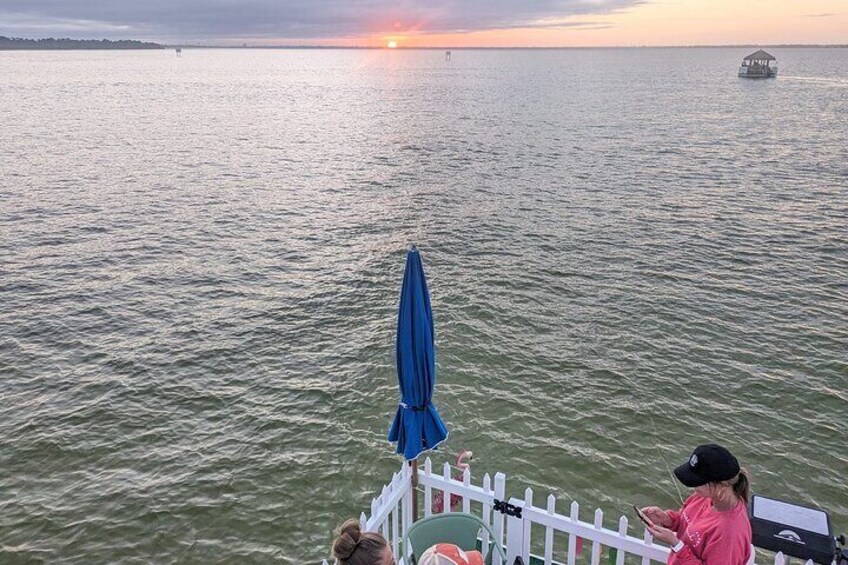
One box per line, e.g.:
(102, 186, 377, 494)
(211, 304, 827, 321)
(0, 0, 639, 41)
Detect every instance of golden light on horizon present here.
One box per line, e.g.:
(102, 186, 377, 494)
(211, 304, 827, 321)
(315, 0, 848, 48)
(272, 0, 846, 48)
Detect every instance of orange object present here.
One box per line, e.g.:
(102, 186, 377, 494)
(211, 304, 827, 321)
(418, 543, 484, 565)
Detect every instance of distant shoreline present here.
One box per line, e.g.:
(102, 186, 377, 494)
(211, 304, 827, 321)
(0, 37, 163, 50)
(2, 36, 845, 51)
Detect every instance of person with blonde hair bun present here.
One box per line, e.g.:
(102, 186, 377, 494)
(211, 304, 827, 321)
(640, 444, 752, 564)
(331, 518, 395, 565)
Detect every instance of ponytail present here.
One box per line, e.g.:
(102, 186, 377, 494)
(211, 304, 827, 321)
(733, 468, 751, 505)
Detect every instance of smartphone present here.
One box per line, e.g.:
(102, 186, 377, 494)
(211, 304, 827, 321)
(633, 505, 653, 527)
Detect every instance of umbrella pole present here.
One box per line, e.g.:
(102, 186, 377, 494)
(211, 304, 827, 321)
(410, 459, 419, 522)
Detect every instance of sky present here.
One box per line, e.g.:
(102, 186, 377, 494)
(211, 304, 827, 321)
(0, 0, 846, 47)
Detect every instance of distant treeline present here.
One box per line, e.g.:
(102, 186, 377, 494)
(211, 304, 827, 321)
(0, 37, 164, 50)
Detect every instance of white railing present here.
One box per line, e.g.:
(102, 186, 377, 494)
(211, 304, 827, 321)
(321, 458, 816, 565)
(322, 463, 415, 565)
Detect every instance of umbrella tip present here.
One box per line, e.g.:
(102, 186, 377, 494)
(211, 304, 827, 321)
(409, 243, 418, 252)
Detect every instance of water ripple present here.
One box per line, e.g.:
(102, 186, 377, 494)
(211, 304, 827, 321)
(1, 48, 846, 564)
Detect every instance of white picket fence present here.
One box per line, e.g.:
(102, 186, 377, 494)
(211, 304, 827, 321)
(321, 458, 816, 565)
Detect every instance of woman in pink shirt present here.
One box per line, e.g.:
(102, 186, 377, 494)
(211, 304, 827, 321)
(640, 444, 752, 565)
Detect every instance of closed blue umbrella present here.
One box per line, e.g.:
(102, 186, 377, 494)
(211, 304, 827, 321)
(388, 246, 448, 462)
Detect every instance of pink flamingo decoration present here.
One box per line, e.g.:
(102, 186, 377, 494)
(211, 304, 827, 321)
(431, 449, 473, 513)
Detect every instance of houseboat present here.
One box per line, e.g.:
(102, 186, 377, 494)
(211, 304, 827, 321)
(739, 49, 778, 78)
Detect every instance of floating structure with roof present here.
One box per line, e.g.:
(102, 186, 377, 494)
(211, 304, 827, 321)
(739, 49, 778, 78)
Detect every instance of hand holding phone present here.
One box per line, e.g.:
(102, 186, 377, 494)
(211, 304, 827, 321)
(633, 505, 654, 527)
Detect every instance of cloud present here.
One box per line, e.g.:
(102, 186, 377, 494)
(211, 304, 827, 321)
(0, 12, 131, 33)
(0, 0, 642, 41)
(803, 13, 835, 17)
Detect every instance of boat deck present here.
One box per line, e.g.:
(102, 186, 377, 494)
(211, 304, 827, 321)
(320, 459, 818, 565)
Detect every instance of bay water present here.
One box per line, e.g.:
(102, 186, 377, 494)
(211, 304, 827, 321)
(1, 47, 846, 564)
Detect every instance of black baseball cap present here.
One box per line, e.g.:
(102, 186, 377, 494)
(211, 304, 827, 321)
(673, 444, 740, 487)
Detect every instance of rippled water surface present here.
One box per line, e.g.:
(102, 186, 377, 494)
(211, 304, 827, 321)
(1, 48, 846, 564)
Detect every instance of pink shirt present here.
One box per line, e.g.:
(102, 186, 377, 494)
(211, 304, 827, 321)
(666, 493, 752, 565)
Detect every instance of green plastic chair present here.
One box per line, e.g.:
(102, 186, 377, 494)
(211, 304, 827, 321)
(403, 512, 508, 565)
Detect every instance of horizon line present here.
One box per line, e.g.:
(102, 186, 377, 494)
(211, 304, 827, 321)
(168, 43, 848, 49)
(4, 36, 848, 50)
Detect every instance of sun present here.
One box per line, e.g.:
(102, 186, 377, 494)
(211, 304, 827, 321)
(387, 40, 398, 49)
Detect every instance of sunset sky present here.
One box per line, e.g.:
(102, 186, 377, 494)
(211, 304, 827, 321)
(1, 0, 846, 47)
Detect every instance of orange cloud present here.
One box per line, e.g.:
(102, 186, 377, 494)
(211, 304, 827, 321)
(310, 0, 848, 47)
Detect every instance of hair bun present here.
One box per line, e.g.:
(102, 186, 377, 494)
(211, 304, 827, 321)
(332, 519, 362, 561)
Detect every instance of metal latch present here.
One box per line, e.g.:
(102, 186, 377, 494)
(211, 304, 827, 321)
(493, 499, 522, 519)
